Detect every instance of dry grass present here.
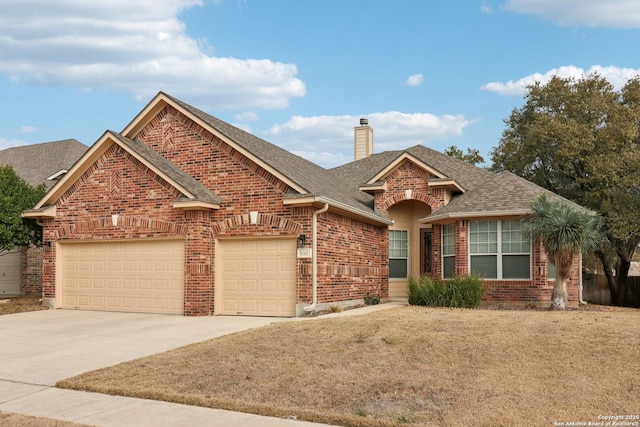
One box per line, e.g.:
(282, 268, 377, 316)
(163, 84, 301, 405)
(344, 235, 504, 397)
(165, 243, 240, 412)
(0, 411, 91, 427)
(0, 295, 45, 315)
(58, 306, 640, 426)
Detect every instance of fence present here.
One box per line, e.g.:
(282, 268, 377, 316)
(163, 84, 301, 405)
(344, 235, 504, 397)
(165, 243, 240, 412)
(582, 273, 640, 307)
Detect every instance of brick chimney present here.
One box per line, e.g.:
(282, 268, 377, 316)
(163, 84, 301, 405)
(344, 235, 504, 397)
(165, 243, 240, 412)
(354, 118, 373, 161)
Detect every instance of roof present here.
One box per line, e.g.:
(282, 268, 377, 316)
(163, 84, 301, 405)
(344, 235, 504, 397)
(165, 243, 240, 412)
(153, 93, 388, 223)
(23, 92, 584, 225)
(329, 144, 494, 192)
(0, 139, 87, 188)
(423, 171, 587, 223)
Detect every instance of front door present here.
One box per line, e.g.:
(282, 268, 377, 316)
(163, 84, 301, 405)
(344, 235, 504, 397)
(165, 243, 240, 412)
(420, 229, 432, 276)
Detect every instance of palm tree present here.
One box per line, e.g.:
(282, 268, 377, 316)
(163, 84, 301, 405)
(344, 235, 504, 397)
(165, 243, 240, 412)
(523, 194, 604, 310)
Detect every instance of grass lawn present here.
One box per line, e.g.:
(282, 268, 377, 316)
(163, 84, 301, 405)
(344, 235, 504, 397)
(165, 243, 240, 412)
(57, 305, 640, 426)
(0, 295, 46, 316)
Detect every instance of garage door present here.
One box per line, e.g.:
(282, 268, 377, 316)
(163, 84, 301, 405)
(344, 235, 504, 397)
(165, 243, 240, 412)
(218, 238, 296, 317)
(0, 248, 21, 296)
(60, 240, 184, 314)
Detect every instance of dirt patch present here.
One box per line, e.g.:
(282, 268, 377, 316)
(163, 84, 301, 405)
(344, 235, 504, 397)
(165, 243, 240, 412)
(0, 295, 46, 316)
(58, 306, 640, 426)
(0, 411, 91, 427)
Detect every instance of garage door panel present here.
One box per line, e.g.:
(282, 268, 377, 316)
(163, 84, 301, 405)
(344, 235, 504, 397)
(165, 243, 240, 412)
(61, 240, 184, 314)
(219, 238, 296, 317)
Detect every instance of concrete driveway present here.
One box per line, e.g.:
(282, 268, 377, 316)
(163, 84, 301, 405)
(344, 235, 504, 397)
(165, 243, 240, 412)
(0, 309, 336, 426)
(0, 309, 288, 386)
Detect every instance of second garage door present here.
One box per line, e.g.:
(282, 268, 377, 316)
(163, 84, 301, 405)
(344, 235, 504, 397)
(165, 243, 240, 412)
(218, 238, 296, 317)
(60, 239, 184, 314)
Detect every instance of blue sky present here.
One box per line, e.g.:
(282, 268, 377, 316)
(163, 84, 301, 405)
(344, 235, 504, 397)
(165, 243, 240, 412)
(1, 0, 640, 168)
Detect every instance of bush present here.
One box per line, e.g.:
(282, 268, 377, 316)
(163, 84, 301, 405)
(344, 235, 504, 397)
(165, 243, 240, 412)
(408, 275, 486, 308)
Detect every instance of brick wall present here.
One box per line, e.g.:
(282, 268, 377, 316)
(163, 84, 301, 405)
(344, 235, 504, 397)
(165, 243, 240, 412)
(20, 245, 42, 294)
(42, 106, 389, 315)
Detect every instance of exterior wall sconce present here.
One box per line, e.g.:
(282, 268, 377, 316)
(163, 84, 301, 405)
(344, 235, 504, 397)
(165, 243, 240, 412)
(297, 234, 306, 248)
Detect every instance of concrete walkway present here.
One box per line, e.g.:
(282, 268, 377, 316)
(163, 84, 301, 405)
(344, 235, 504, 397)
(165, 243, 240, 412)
(0, 303, 404, 426)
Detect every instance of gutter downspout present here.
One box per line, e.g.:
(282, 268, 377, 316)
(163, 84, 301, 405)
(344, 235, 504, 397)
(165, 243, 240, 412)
(304, 203, 329, 312)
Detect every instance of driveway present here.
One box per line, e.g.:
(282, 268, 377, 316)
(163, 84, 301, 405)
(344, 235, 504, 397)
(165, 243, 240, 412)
(0, 309, 336, 426)
(0, 309, 287, 386)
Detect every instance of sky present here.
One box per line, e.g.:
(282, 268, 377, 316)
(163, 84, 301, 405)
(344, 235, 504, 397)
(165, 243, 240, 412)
(1, 0, 640, 169)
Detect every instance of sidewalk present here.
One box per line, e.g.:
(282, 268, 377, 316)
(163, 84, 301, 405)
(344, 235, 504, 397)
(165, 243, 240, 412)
(0, 382, 332, 427)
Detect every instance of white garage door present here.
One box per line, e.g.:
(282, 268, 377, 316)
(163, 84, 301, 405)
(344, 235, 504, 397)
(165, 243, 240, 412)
(60, 240, 184, 314)
(218, 238, 296, 317)
(0, 248, 21, 296)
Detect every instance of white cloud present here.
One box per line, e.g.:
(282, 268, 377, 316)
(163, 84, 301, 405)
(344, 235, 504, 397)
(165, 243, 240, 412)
(481, 65, 640, 96)
(404, 73, 424, 86)
(0, 0, 306, 110)
(233, 111, 259, 122)
(14, 126, 40, 134)
(263, 112, 475, 168)
(504, 0, 640, 28)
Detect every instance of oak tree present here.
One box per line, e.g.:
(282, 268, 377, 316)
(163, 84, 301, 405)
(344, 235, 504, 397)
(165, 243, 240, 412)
(491, 74, 640, 306)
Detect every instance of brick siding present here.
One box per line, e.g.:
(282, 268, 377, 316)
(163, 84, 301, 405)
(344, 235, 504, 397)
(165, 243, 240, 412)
(42, 107, 388, 315)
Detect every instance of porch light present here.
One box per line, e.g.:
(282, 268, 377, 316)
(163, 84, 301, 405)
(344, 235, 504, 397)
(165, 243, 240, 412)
(297, 234, 306, 248)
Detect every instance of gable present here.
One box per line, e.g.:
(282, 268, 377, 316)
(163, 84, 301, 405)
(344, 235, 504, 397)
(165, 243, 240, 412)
(55, 144, 182, 219)
(120, 92, 390, 225)
(132, 105, 293, 198)
(25, 131, 220, 218)
(123, 93, 309, 195)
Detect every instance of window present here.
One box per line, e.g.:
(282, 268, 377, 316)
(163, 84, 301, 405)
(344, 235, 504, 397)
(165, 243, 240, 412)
(548, 261, 556, 280)
(389, 230, 408, 278)
(442, 224, 455, 278)
(469, 220, 530, 279)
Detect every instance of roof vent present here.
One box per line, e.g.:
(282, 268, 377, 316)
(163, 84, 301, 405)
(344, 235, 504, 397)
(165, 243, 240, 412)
(360, 118, 368, 126)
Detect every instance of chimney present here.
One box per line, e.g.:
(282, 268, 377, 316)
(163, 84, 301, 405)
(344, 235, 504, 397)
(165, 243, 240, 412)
(354, 118, 373, 161)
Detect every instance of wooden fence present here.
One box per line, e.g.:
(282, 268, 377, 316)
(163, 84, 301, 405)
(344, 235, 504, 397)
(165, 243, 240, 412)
(582, 273, 640, 307)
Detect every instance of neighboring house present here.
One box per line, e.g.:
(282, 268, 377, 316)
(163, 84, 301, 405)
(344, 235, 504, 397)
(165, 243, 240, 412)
(24, 93, 582, 316)
(0, 139, 88, 296)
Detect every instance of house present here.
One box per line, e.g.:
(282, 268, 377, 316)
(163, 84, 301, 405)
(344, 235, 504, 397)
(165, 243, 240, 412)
(0, 139, 87, 296)
(23, 92, 582, 316)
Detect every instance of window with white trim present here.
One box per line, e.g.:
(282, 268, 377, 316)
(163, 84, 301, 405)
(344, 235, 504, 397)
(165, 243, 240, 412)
(469, 220, 530, 279)
(389, 230, 408, 278)
(442, 224, 456, 279)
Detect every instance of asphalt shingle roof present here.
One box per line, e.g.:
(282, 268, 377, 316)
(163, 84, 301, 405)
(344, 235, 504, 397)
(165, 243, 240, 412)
(329, 144, 494, 192)
(162, 93, 381, 218)
(153, 93, 585, 222)
(428, 171, 586, 220)
(0, 139, 87, 188)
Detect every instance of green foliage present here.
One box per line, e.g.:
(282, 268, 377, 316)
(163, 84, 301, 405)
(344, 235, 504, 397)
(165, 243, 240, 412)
(408, 275, 485, 308)
(0, 166, 46, 252)
(490, 74, 640, 305)
(523, 194, 604, 261)
(523, 194, 605, 309)
(444, 145, 485, 165)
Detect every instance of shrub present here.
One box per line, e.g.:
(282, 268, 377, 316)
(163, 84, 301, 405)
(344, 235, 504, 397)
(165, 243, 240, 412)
(408, 275, 485, 308)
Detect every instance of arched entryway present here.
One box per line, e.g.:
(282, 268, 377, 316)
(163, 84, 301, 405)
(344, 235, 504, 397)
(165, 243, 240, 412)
(387, 199, 432, 298)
